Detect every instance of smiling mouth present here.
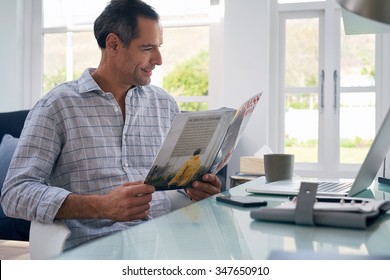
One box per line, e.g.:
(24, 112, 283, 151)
(142, 67, 154, 75)
(142, 70, 152, 77)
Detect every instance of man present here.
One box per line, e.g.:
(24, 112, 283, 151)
(1, 0, 221, 251)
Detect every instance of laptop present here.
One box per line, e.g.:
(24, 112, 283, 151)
(246, 106, 390, 197)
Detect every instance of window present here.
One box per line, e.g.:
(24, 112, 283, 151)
(283, 16, 320, 163)
(42, 0, 106, 93)
(339, 26, 375, 164)
(278, 1, 378, 178)
(42, 0, 211, 111)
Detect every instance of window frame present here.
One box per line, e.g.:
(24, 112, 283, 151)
(276, 0, 389, 179)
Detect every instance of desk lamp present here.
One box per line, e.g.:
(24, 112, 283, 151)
(336, 0, 390, 34)
(337, 0, 390, 25)
(336, 0, 390, 185)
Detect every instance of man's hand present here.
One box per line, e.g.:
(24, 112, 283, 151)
(103, 181, 155, 221)
(186, 174, 221, 201)
(56, 181, 155, 221)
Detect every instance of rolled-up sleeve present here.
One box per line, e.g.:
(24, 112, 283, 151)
(1, 103, 71, 223)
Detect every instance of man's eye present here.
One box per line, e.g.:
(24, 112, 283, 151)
(143, 47, 153, 51)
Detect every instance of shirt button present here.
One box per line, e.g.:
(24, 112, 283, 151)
(113, 107, 119, 112)
(123, 135, 126, 141)
(124, 162, 129, 167)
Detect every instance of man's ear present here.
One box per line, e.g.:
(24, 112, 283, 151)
(105, 33, 121, 52)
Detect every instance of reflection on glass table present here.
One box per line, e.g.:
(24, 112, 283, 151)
(57, 178, 390, 260)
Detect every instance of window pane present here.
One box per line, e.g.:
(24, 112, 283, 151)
(43, 32, 100, 95)
(44, 0, 210, 28)
(43, 33, 67, 94)
(339, 20, 375, 164)
(284, 17, 319, 163)
(161, 26, 209, 101)
(339, 92, 375, 164)
(73, 32, 101, 76)
(340, 24, 375, 87)
(285, 93, 319, 163)
(145, 0, 209, 22)
(285, 18, 319, 88)
(178, 102, 208, 112)
(43, 0, 107, 28)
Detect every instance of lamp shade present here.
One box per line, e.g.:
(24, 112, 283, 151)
(336, 0, 390, 25)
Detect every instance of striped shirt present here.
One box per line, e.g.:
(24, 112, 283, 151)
(1, 68, 180, 250)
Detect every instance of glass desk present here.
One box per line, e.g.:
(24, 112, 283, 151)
(229, 172, 262, 188)
(57, 177, 390, 260)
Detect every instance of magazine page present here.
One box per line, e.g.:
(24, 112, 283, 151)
(209, 92, 262, 175)
(145, 109, 235, 190)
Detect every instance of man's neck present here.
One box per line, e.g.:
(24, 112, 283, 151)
(91, 68, 131, 120)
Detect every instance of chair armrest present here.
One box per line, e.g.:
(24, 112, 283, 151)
(166, 190, 194, 211)
(29, 220, 71, 260)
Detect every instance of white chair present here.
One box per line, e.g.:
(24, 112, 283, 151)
(29, 220, 71, 260)
(166, 189, 194, 210)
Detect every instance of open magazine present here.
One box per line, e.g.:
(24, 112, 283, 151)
(145, 92, 262, 191)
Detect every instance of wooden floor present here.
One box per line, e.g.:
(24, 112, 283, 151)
(0, 240, 29, 260)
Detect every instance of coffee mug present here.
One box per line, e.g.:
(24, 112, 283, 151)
(264, 154, 294, 183)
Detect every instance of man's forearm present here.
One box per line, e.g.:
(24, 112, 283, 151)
(55, 193, 105, 220)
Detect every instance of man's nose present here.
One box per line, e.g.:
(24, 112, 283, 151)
(152, 49, 162, 65)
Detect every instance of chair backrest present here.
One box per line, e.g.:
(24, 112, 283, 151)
(0, 110, 30, 140)
(0, 110, 70, 258)
(0, 110, 31, 241)
(29, 220, 71, 259)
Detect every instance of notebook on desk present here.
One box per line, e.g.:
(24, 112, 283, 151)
(247, 106, 390, 197)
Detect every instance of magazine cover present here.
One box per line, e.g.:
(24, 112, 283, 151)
(145, 92, 262, 190)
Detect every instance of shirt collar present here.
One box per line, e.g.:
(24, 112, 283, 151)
(77, 68, 102, 94)
(77, 68, 145, 95)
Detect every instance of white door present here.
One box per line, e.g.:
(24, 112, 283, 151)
(278, 2, 377, 178)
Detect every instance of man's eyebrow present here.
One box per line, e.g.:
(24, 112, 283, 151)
(139, 42, 163, 48)
(140, 43, 158, 47)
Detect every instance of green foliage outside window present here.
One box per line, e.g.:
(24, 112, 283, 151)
(43, 69, 82, 94)
(44, 50, 210, 112)
(43, 69, 67, 94)
(163, 50, 209, 111)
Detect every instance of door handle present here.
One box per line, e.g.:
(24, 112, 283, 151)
(333, 70, 338, 113)
(320, 69, 325, 114)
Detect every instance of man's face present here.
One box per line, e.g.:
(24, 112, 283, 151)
(116, 17, 163, 86)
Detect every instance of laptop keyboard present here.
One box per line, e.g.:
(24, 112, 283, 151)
(317, 181, 352, 193)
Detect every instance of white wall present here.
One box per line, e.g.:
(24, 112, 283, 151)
(216, 0, 272, 185)
(0, 0, 24, 111)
